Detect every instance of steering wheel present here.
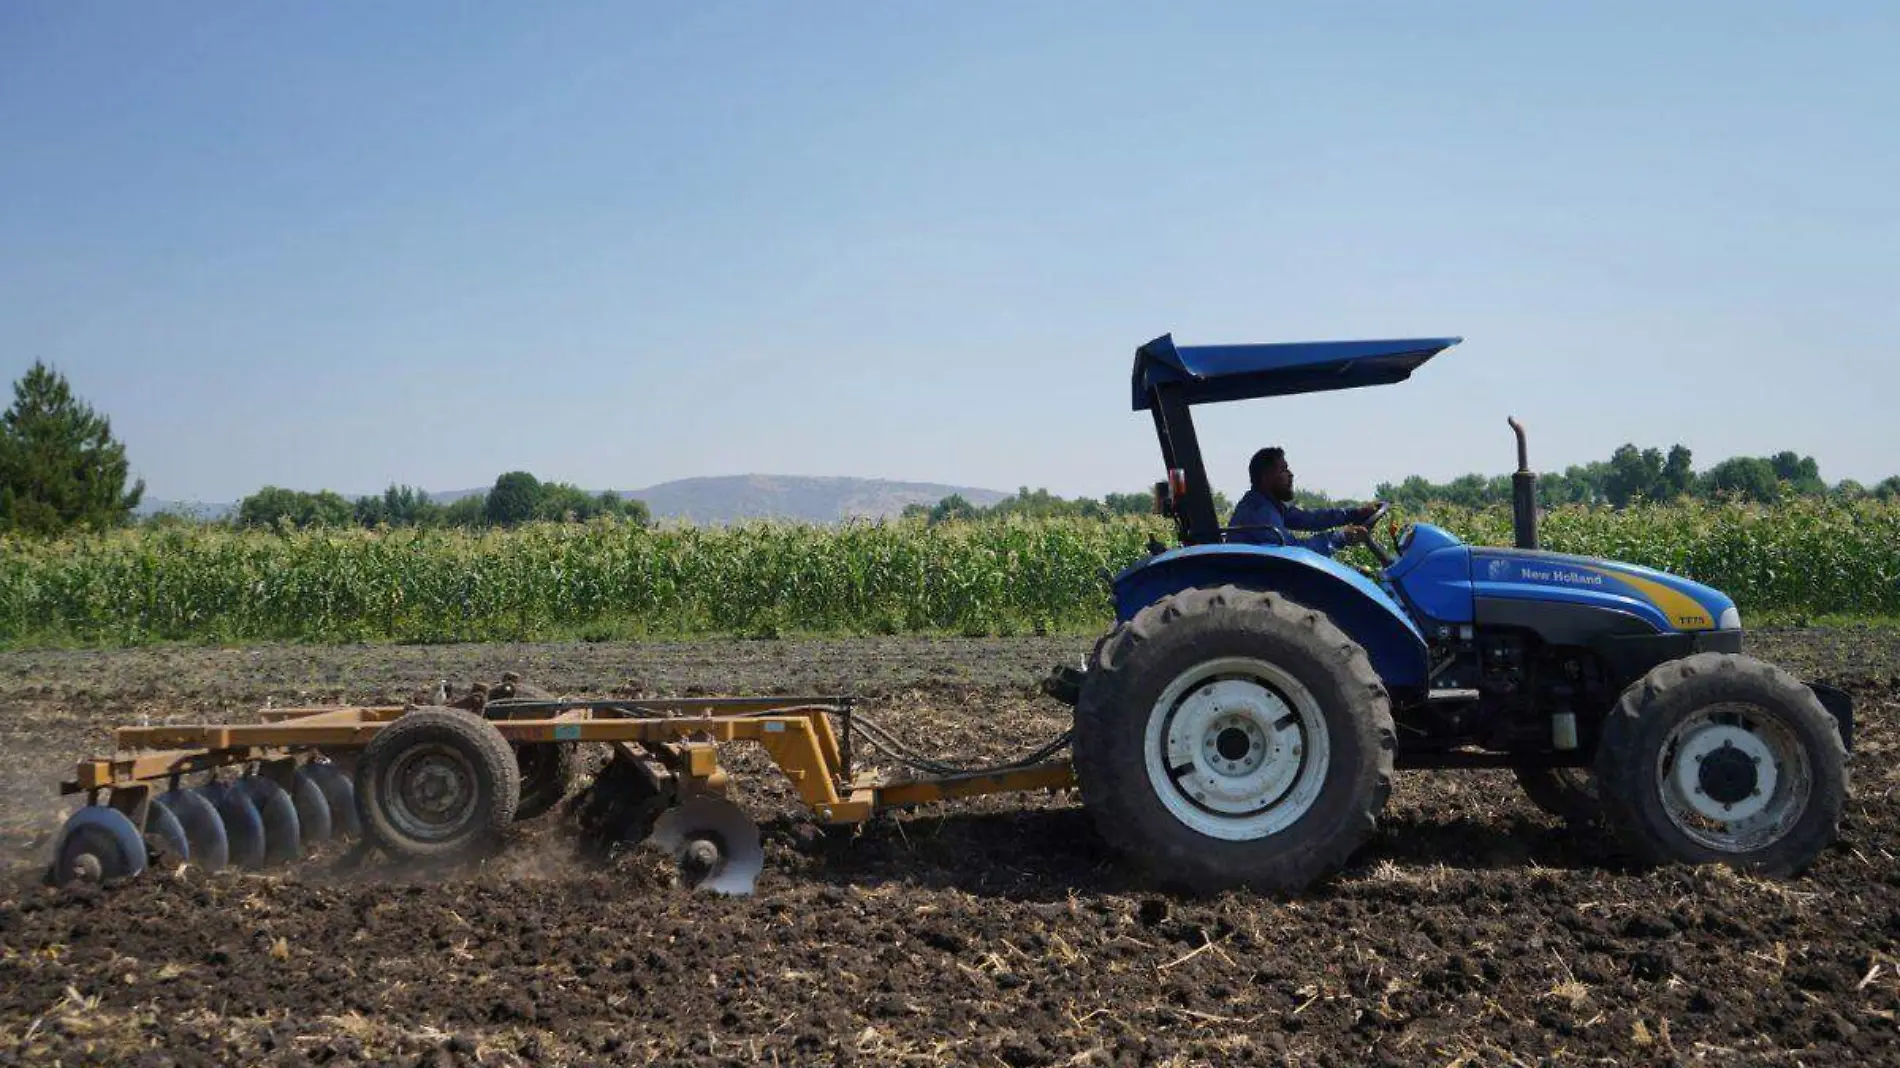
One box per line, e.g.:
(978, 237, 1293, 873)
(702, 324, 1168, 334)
(1389, 517, 1415, 559)
(1358, 502, 1394, 567)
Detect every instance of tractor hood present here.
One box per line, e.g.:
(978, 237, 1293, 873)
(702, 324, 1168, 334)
(1468, 547, 1740, 634)
(1132, 333, 1461, 409)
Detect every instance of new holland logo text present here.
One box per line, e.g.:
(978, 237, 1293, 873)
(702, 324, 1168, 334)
(1518, 567, 1604, 587)
(1492, 560, 1606, 587)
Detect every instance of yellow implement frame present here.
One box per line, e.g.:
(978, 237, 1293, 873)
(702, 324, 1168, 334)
(64, 697, 1075, 825)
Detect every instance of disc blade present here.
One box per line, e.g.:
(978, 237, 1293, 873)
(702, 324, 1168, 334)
(159, 789, 228, 872)
(290, 767, 334, 844)
(144, 796, 190, 865)
(50, 807, 146, 887)
(303, 762, 360, 838)
(240, 778, 303, 865)
(647, 797, 762, 896)
(198, 783, 265, 869)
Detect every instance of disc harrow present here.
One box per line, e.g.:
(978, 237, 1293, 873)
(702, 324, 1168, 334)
(50, 686, 1077, 895)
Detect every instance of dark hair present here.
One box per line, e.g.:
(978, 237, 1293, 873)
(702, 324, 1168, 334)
(1249, 447, 1286, 488)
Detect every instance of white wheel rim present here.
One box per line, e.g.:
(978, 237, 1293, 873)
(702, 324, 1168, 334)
(1657, 703, 1810, 853)
(1143, 657, 1331, 841)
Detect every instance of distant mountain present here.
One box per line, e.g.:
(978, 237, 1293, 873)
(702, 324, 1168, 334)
(138, 476, 1007, 525)
(614, 475, 1010, 524)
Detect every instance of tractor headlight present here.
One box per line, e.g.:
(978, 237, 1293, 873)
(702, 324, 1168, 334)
(1718, 606, 1742, 630)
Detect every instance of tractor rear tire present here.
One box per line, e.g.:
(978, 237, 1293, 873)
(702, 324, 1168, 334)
(356, 708, 520, 861)
(1514, 767, 1603, 826)
(1595, 653, 1846, 875)
(1074, 585, 1395, 893)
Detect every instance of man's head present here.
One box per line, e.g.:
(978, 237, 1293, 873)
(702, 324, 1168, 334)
(1249, 446, 1294, 502)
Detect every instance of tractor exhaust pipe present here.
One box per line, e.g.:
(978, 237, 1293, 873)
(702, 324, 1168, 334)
(1508, 417, 1538, 550)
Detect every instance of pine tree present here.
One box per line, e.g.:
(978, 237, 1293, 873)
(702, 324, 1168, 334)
(0, 362, 145, 535)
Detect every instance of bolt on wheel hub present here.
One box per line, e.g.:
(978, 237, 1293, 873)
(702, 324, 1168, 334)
(382, 743, 481, 841)
(70, 853, 103, 884)
(1696, 743, 1758, 806)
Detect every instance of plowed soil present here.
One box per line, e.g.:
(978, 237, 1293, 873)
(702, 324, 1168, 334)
(2, 629, 1898, 1066)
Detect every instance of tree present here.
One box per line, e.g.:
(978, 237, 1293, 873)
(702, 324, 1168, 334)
(927, 494, 982, 524)
(484, 471, 543, 526)
(1700, 457, 1782, 504)
(1661, 445, 1695, 500)
(534, 481, 596, 522)
(236, 486, 354, 528)
(442, 495, 487, 526)
(1605, 444, 1665, 507)
(354, 484, 441, 528)
(0, 362, 145, 535)
(1768, 451, 1826, 497)
(1873, 476, 1900, 501)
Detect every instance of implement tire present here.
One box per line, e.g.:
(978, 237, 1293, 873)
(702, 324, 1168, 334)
(357, 708, 520, 860)
(1074, 585, 1394, 893)
(1595, 653, 1846, 876)
(513, 743, 577, 821)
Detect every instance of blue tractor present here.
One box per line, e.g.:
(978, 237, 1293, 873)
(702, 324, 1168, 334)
(1056, 334, 1852, 892)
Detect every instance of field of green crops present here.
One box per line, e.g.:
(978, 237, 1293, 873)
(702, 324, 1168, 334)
(0, 498, 1895, 647)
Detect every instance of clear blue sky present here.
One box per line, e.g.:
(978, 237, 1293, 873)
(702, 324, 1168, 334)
(3, 2, 1895, 504)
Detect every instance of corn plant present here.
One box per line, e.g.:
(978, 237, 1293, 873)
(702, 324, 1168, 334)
(0, 500, 1894, 647)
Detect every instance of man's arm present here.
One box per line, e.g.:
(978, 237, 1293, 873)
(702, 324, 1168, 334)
(1288, 529, 1346, 556)
(1281, 503, 1357, 531)
(1283, 501, 1382, 531)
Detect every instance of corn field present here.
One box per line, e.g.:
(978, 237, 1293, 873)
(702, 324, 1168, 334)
(0, 498, 1895, 646)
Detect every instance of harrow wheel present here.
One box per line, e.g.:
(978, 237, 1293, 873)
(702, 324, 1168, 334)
(50, 807, 146, 887)
(356, 708, 520, 860)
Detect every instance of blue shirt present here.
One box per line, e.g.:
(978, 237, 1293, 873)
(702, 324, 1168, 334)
(1227, 490, 1356, 555)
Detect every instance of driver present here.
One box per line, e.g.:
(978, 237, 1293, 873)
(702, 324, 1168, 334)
(1227, 447, 1381, 556)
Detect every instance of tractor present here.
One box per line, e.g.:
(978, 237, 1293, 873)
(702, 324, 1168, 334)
(45, 333, 1854, 897)
(1051, 333, 1853, 891)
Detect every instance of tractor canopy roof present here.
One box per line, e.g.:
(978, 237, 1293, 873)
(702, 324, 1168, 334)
(1132, 333, 1461, 410)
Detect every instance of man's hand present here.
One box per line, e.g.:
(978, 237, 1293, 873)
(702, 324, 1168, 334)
(1340, 525, 1370, 546)
(1352, 502, 1385, 523)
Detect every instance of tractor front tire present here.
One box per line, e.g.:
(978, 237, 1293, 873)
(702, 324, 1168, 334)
(1595, 653, 1846, 876)
(1074, 586, 1395, 893)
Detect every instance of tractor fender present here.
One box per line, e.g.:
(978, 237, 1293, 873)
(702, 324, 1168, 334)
(1111, 544, 1429, 689)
